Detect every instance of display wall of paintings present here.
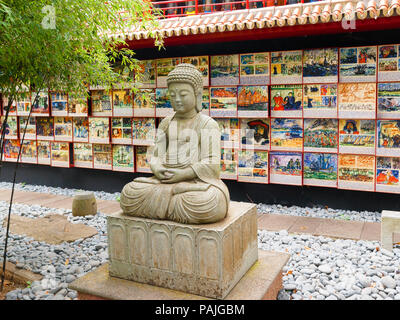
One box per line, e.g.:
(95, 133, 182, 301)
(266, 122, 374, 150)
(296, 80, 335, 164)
(378, 44, 400, 82)
(19, 117, 36, 140)
(112, 144, 134, 172)
(3, 139, 20, 162)
(68, 95, 88, 117)
(338, 154, 375, 191)
(9, 46, 400, 194)
(210, 87, 237, 118)
(135, 146, 151, 173)
(36, 117, 54, 141)
(2, 116, 18, 139)
(182, 56, 210, 87)
(239, 52, 270, 85)
(271, 118, 303, 151)
(156, 58, 181, 87)
(93, 144, 112, 170)
(134, 89, 155, 117)
(377, 83, 400, 119)
(51, 92, 68, 116)
(54, 117, 73, 142)
(89, 117, 109, 144)
(376, 120, 400, 156)
(303, 48, 338, 83)
(339, 46, 377, 83)
(304, 119, 338, 153)
(112, 89, 133, 117)
(303, 152, 338, 187)
(338, 119, 375, 155)
(73, 117, 89, 142)
(21, 140, 37, 164)
(271, 50, 302, 84)
(220, 148, 238, 180)
(31, 91, 50, 116)
(91, 90, 112, 117)
(376, 156, 400, 193)
(271, 85, 302, 118)
(155, 88, 173, 118)
(303, 84, 337, 118)
(237, 85, 268, 118)
(269, 151, 303, 185)
(73, 143, 93, 168)
(51, 142, 70, 167)
(210, 55, 239, 86)
(240, 118, 270, 151)
(238, 150, 269, 183)
(338, 83, 376, 119)
(216, 118, 239, 149)
(132, 118, 155, 145)
(137, 60, 156, 88)
(112, 117, 132, 145)
(37, 141, 51, 165)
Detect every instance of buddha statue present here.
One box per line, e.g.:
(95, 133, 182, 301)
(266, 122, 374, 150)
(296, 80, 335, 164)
(120, 64, 230, 224)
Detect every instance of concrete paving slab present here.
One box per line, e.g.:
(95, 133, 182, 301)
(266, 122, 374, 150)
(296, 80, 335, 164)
(258, 214, 299, 231)
(360, 222, 380, 241)
(288, 216, 326, 235)
(314, 219, 365, 240)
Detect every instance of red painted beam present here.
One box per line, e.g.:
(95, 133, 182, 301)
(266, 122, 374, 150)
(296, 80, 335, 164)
(126, 15, 400, 50)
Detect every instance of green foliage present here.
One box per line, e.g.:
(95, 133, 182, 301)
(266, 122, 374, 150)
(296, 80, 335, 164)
(0, 0, 163, 104)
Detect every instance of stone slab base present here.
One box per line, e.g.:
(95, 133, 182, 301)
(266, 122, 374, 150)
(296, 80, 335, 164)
(69, 250, 290, 300)
(108, 201, 258, 299)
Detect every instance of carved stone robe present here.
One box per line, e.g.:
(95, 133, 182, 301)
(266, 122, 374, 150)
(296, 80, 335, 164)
(120, 112, 230, 224)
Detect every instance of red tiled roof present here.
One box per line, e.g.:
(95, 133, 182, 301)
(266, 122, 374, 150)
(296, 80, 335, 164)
(107, 0, 400, 41)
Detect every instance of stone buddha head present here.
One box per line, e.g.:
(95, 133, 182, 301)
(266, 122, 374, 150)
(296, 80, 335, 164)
(166, 64, 203, 117)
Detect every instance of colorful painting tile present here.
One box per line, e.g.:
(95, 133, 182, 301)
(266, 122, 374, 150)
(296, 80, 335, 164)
(132, 118, 156, 145)
(36, 117, 54, 141)
(238, 150, 269, 183)
(220, 148, 238, 180)
(338, 83, 376, 118)
(378, 44, 400, 81)
(210, 87, 237, 117)
(303, 152, 337, 187)
(376, 156, 400, 193)
(338, 154, 375, 191)
(156, 57, 181, 87)
(51, 142, 70, 167)
(51, 92, 68, 116)
(93, 144, 112, 170)
(134, 89, 155, 117)
(271, 118, 303, 151)
(339, 119, 375, 154)
(240, 118, 270, 151)
(304, 119, 338, 153)
(91, 90, 112, 116)
(303, 48, 338, 83)
(112, 144, 134, 172)
(303, 84, 337, 118)
(269, 151, 302, 185)
(271, 84, 303, 118)
(210, 55, 239, 86)
(89, 117, 109, 144)
(377, 82, 400, 119)
(339, 46, 377, 82)
(112, 89, 133, 117)
(237, 85, 268, 118)
(37, 140, 51, 165)
(111, 117, 132, 144)
(239, 52, 270, 85)
(271, 50, 302, 84)
(377, 120, 400, 156)
(73, 143, 93, 168)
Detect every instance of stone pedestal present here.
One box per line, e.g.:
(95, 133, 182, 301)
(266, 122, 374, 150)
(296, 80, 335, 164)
(72, 192, 97, 217)
(107, 201, 258, 299)
(381, 210, 400, 251)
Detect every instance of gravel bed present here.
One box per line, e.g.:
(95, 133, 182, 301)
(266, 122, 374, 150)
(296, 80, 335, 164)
(257, 203, 381, 223)
(259, 230, 400, 300)
(0, 182, 120, 202)
(0, 201, 107, 300)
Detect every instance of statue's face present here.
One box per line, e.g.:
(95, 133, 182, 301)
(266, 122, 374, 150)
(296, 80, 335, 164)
(168, 82, 196, 115)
